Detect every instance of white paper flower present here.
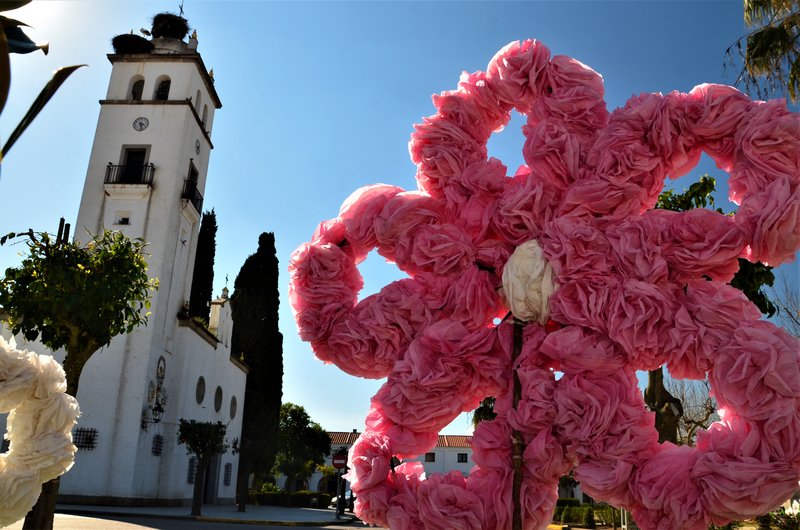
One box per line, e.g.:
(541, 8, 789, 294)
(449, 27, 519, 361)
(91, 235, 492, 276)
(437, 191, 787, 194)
(0, 337, 80, 527)
(501, 240, 558, 323)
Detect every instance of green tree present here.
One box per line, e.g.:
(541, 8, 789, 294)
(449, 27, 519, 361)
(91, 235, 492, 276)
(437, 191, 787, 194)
(646, 175, 775, 444)
(726, 0, 800, 102)
(231, 233, 283, 511)
(188, 209, 217, 324)
(0, 224, 157, 530)
(177, 419, 230, 516)
(274, 402, 331, 493)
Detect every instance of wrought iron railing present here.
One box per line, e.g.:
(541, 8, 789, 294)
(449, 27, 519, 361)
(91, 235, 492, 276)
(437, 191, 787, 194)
(104, 163, 155, 185)
(182, 179, 203, 213)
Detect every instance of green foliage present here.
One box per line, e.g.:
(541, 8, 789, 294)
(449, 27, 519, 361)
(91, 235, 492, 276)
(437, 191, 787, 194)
(771, 505, 800, 530)
(188, 209, 217, 323)
(560, 505, 574, 524)
(0, 227, 157, 393)
(582, 506, 597, 529)
(708, 521, 744, 530)
(259, 482, 283, 493)
(656, 175, 718, 212)
(593, 505, 621, 527)
(274, 402, 331, 492)
(232, 232, 284, 500)
(471, 396, 497, 426)
(727, 0, 800, 102)
(552, 506, 564, 522)
(177, 419, 230, 516)
(730, 258, 776, 316)
(177, 419, 229, 461)
(254, 490, 332, 508)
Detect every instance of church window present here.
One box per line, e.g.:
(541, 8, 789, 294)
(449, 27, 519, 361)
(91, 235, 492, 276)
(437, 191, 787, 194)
(214, 386, 223, 412)
(187, 457, 197, 483)
(202, 104, 208, 127)
(457, 453, 468, 463)
(74, 428, 99, 450)
(230, 396, 237, 419)
(425, 452, 435, 462)
(129, 78, 144, 101)
(195, 376, 206, 404)
(151, 434, 164, 456)
(195, 89, 202, 110)
(154, 76, 171, 100)
(223, 463, 233, 486)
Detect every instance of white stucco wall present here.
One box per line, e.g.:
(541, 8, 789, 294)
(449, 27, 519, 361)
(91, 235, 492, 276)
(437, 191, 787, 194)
(0, 35, 243, 506)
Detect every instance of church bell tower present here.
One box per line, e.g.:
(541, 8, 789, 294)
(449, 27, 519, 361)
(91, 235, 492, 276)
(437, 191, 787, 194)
(64, 13, 225, 501)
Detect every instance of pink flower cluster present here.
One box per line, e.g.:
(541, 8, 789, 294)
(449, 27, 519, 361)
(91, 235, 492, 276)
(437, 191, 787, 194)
(289, 39, 800, 530)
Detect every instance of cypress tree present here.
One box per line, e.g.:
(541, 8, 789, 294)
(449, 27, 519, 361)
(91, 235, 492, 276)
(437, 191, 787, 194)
(189, 209, 217, 323)
(231, 233, 283, 511)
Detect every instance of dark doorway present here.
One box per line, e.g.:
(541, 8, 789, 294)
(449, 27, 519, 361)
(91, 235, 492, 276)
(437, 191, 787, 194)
(122, 148, 146, 184)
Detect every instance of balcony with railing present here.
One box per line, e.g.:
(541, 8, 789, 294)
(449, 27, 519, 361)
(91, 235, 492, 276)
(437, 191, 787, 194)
(182, 179, 203, 213)
(105, 163, 155, 186)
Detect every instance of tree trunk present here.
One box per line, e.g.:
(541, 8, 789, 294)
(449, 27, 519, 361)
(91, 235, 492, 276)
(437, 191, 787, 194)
(21, 478, 60, 530)
(22, 340, 89, 530)
(191, 462, 206, 516)
(236, 456, 252, 512)
(643, 367, 681, 444)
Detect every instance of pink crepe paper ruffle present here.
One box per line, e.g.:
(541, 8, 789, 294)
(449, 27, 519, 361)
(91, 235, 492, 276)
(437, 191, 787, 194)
(289, 38, 800, 530)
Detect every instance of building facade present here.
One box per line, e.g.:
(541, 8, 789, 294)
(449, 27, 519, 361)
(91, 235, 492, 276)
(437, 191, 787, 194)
(2, 21, 247, 506)
(298, 431, 475, 494)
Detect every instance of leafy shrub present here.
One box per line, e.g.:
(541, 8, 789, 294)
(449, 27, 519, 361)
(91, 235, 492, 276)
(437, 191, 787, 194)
(553, 506, 563, 522)
(260, 482, 282, 493)
(560, 506, 574, 524)
(593, 505, 620, 528)
(582, 506, 597, 529)
(771, 506, 800, 530)
(255, 490, 331, 508)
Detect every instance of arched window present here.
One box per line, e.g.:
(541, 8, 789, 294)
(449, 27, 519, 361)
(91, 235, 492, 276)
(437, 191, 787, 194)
(154, 76, 171, 101)
(195, 89, 202, 110)
(129, 77, 144, 101)
(202, 104, 208, 126)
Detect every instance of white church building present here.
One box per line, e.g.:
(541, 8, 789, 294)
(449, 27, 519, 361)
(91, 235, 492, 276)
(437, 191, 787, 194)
(2, 19, 247, 506)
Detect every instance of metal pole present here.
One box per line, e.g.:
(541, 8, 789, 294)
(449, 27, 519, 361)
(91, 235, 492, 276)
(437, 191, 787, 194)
(336, 471, 345, 518)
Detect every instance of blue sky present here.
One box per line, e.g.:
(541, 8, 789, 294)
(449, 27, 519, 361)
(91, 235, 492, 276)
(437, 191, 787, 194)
(1, 1, 798, 435)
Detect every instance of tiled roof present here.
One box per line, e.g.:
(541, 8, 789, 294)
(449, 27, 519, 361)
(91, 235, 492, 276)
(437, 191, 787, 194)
(327, 432, 472, 448)
(438, 435, 472, 448)
(328, 431, 360, 445)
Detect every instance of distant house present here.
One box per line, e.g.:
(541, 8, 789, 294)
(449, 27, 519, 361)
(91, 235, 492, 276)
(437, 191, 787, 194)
(290, 430, 475, 494)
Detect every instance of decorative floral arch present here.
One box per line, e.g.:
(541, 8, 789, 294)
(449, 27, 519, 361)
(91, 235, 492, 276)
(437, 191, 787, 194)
(290, 39, 800, 530)
(0, 337, 80, 527)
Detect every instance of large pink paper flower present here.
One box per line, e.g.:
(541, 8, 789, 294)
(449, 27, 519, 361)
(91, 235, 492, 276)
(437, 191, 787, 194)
(290, 39, 800, 530)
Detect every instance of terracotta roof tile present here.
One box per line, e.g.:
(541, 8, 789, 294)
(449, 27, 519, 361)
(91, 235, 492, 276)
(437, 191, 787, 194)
(327, 432, 472, 448)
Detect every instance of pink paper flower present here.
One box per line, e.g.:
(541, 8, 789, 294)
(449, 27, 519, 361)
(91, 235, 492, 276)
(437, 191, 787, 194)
(289, 38, 800, 530)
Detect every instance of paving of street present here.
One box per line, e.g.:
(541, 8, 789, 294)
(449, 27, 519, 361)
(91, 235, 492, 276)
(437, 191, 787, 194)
(3, 513, 381, 530)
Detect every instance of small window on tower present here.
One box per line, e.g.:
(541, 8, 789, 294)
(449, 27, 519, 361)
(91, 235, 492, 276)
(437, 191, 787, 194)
(115, 211, 132, 225)
(154, 77, 171, 101)
(130, 78, 144, 101)
(424, 452, 436, 462)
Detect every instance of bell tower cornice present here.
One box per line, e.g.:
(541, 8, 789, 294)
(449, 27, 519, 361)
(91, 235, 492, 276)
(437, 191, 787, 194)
(107, 53, 221, 109)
